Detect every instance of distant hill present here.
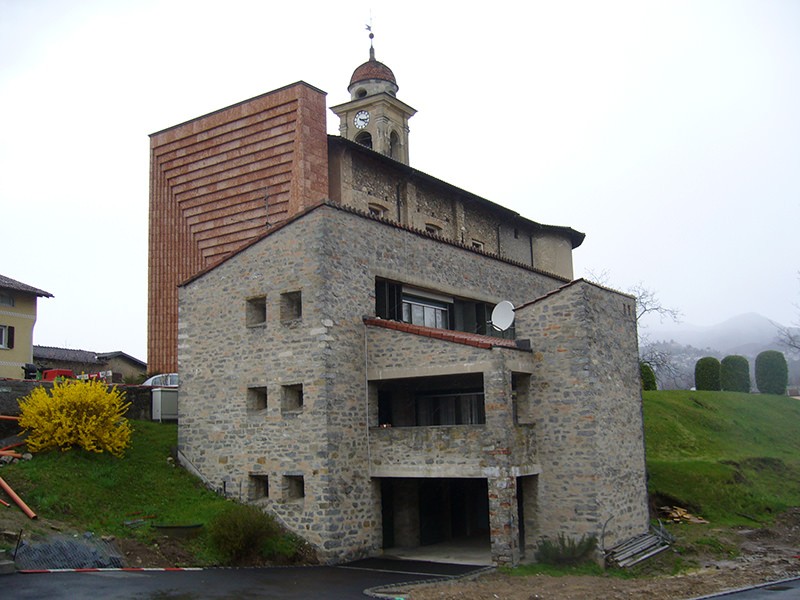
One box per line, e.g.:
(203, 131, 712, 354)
(641, 313, 799, 390)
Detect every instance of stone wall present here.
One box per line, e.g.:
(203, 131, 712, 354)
(329, 139, 577, 281)
(177, 204, 646, 565)
(515, 280, 648, 552)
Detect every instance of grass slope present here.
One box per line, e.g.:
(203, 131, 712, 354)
(3, 392, 799, 564)
(1, 421, 233, 562)
(644, 390, 800, 525)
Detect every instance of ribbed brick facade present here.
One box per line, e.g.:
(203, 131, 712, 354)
(148, 82, 329, 373)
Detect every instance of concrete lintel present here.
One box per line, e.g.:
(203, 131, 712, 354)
(368, 361, 493, 381)
(370, 465, 486, 478)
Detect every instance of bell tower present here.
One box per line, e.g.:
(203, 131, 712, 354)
(331, 33, 416, 165)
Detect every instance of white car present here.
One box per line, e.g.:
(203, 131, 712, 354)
(143, 373, 179, 387)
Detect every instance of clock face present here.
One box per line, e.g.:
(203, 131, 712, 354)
(354, 110, 370, 129)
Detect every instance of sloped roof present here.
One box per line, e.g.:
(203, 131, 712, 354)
(33, 346, 146, 368)
(0, 274, 53, 298)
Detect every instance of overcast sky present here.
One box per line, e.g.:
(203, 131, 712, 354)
(2, 0, 798, 364)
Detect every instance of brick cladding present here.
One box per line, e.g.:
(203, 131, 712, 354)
(148, 82, 329, 373)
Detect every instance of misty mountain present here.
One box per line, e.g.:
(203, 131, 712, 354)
(641, 313, 800, 390)
(645, 312, 788, 354)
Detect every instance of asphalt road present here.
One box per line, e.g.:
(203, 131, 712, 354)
(696, 577, 800, 599)
(1, 559, 485, 599)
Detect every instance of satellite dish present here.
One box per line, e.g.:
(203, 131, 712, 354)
(491, 300, 515, 331)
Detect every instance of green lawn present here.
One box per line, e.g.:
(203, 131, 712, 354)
(644, 390, 800, 524)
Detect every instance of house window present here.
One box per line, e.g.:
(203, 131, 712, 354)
(402, 295, 449, 329)
(415, 391, 486, 426)
(247, 386, 268, 412)
(0, 325, 14, 350)
(248, 473, 269, 500)
(375, 279, 506, 337)
(282, 384, 303, 412)
(0, 293, 13, 307)
(280, 291, 302, 322)
(283, 475, 305, 501)
(246, 296, 267, 327)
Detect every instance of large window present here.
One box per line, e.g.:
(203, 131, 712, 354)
(375, 278, 510, 337)
(415, 391, 486, 426)
(402, 295, 449, 329)
(376, 374, 486, 428)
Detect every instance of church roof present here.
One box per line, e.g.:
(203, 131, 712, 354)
(349, 58, 396, 87)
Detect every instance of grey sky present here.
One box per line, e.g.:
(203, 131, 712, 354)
(2, 0, 798, 362)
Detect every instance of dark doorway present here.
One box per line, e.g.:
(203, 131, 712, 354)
(381, 478, 489, 549)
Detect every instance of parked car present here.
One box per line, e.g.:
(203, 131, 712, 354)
(143, 373, 179, 387)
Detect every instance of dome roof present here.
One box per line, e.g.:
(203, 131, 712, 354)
(349, 57, 397, 88)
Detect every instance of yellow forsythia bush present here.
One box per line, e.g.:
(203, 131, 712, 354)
(18, 379, 133, 457)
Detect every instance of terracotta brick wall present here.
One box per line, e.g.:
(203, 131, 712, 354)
(148, 82, 329, 373)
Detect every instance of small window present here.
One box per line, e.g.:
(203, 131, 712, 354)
(246, 296, 267, 327)
(284, 475, 305, 501)
(0, 325, 14, 350)
(282, 383, 303, 412)
(248, 474, 269, 500)
(280, 291, 302, 322)
(247, 386, 268, 412)
(0, 293, 14, 307)
(356, 88, 367, 98)
(471, 240, 484, 250)
(368, 203, 388, 218)
(425, 223, 442, 235)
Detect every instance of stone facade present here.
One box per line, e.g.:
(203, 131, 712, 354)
(177, 203, 648, 565)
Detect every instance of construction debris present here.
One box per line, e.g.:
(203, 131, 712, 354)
(659, 505, 709, 524)
(606, 524, 674, 568)
(0, 476, 36, 520)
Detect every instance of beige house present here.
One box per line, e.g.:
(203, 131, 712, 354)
(0, 274, 53, 379)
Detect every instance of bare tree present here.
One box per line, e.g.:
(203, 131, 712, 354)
(585, 271, 682, 387)
(775, 272, 800, 353)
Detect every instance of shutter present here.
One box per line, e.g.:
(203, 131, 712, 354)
(7, 326, 14, 349)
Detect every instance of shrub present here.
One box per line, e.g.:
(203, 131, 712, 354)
(755, 350, 788, 395)
(534, 533, 598, 566)
(208, 504, 280, 564)
(640, 362, 657, 391)
(18, 380, 132, 457)
(695, 357, 721, 391)
(720, 355, 750, 393)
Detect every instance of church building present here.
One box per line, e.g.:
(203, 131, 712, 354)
(149, 38, 649, 565)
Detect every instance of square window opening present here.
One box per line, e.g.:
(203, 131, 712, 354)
(284, 475, 305, 500)
(246, 296, 267, 327)
(280, 291, 302, 322)
(282, 383, 303, 412)
(247, 386, 268, 412)
(248, 473, 269, 500)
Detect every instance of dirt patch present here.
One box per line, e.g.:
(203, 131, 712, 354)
(407, 509, 800, 600)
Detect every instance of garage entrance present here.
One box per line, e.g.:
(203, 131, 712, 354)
(380, 478, 490, 561)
